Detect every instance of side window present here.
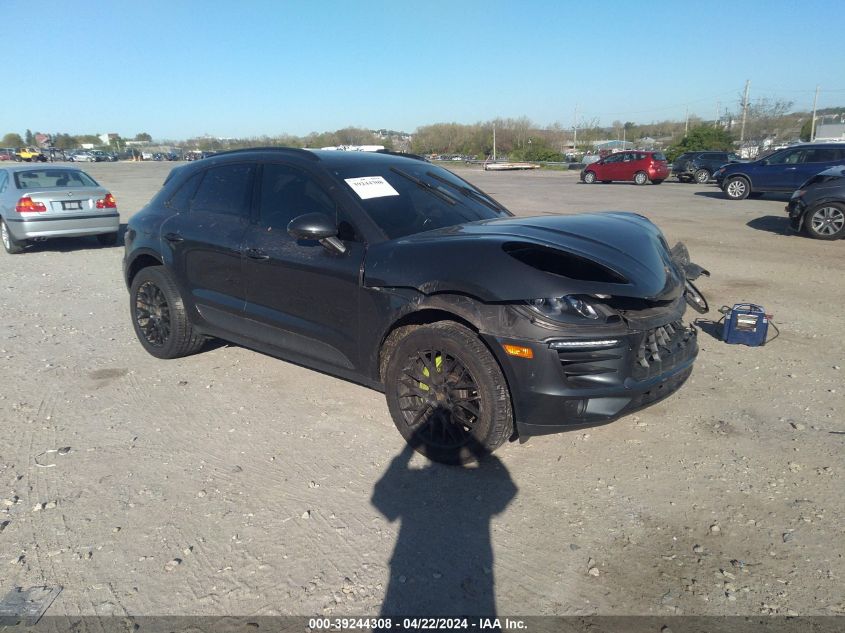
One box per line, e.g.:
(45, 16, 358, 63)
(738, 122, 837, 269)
(604, 154, 621, 164)
(192, 163, 255, 217)
(768, 150, 803, 165)
(259, 163, 335, 231)
(167, 172, 202, 212)
(803, 148, 837, 163)
(0, 172, 7, 194)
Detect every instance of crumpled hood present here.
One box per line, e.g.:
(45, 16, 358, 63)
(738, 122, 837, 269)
(363, 212, 685, 302)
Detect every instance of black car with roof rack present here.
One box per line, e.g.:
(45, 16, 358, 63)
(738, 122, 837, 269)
(123, 147, 709, 464)
(672, 151, 744, 183)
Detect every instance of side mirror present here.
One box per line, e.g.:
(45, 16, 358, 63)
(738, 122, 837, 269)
(287, 212, 346, 254)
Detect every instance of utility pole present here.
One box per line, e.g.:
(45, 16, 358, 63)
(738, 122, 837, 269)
(572, 104, 578, 153)
(715, 100, 721, 128)
(684, 105, 689, 136)
(810, 85, 820, 142)
(739, 80, 750, 143)
(492, 125, 496, 161)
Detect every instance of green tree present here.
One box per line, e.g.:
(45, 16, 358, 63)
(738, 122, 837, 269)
(799, 119, 813, 142)
(666, 125, 735, 161)
(2, 133, 24, 147)
(24, 129, 33, 145)
(134, 132, 152, 142)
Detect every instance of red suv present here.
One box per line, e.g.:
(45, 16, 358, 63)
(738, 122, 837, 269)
(581, 151, 669, 185)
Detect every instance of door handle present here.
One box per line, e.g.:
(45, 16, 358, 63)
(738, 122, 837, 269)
(164, 232, 184, 243)
(245, 248, 270, 261)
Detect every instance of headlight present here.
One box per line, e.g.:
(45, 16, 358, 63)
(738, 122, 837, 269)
(527, 295, 601, 320)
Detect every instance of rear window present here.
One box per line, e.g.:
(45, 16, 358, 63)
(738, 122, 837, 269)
(651, 152, 667, 161)
(331, 161, 510, 240)
(13, 169, 98, 189)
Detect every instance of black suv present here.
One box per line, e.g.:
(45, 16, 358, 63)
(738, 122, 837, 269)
(787, 166, 845, 240)
(673, 151, 743, 184)
(124, 148, 708, 464)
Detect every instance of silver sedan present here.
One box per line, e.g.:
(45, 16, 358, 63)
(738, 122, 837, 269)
(0, 165, 120, 254)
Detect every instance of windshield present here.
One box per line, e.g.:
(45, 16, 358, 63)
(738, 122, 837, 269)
(14, 169, 99, 189)
(332, 161, 511, 239)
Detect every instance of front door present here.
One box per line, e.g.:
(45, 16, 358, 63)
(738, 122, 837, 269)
(241, 162, 365, 371)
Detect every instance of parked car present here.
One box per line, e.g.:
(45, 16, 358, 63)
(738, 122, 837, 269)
(0, 148, 16, 161)
(714, 143, 845, 200)
(672, 151, 744, 183)
(0, 165, 120, 253)
(71, 151, 97, 162)
(581, 151, 669, 185)
(15, 147, 47, 163)
(123, 148, 709, 464)
(786, 165, 845, 240)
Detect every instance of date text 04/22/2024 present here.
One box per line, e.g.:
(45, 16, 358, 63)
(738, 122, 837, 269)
(307, 617, 527, 630)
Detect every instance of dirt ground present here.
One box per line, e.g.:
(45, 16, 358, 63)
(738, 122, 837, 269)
(0, 161, 842, 620)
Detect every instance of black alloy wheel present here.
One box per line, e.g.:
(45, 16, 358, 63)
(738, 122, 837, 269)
(129, 266, 205, 359)
(384, 322, 513, 465)
(135, 281, 171, 347)
(694, 168, 710, 184)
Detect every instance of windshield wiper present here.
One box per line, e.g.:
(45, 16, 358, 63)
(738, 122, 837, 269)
(425, 171, 507, 212)
(389, 167, 457, 206)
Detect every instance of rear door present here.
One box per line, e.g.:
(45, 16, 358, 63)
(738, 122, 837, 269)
(241, 162, 366, 371)
(795, 147, 845, 187)
(160, 162, 255, 330)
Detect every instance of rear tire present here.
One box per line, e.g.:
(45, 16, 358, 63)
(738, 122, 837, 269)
(383, 322, 513, 465)
(694, 168, 710, 184)
(634, 171, 648, 185)
(129, 266, 206, 359)
(804, 203, 845, 240)
(1, 219, 24, 254)
(583, 171, 596, 184)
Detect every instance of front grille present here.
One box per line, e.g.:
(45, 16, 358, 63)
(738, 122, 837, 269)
(632, 320, 696, 380)
(556, 348, 624, 386)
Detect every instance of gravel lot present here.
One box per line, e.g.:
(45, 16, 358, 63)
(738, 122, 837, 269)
(1, 161, 843, 619)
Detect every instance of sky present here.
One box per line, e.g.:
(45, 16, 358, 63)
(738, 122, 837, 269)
(4, 0, 845, 141)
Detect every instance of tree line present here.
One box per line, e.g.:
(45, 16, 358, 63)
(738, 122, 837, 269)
(4, 100, 841, 159)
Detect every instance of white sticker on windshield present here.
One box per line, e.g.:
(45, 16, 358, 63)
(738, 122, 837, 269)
(344, 176, 400, 200)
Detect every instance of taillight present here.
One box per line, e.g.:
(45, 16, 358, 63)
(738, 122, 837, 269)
(15, 196, 47, 213)
(96, 193, 116, 209)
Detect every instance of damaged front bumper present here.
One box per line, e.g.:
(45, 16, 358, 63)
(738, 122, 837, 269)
(485, 319, 698, 438)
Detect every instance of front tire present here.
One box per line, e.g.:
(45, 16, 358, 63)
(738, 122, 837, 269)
(694, 168, 710, 184)
(634, 171, 648, 185)
(129, 266, 206, 359)
(804, 203, 845, 240)
(383, 322, 513, 465)
(1, 219, 25, 254)
(723, 176, 750, 200)
(583, 171, 596, 184)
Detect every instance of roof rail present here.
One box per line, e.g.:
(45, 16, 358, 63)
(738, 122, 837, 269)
(210, 146, 320, 161)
